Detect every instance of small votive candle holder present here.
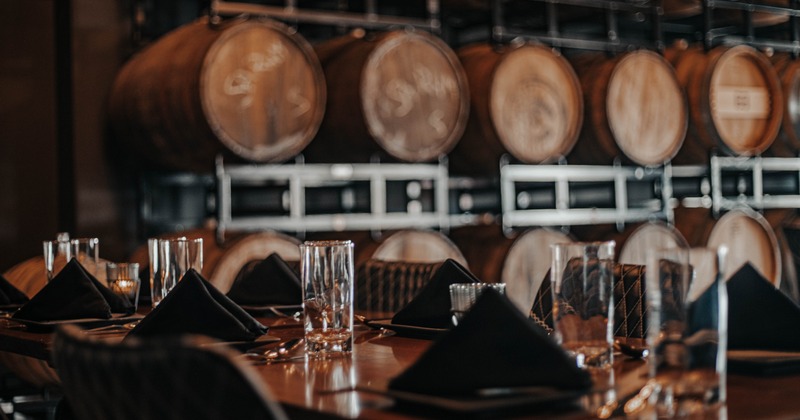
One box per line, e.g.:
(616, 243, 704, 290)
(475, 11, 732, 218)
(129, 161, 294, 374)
(449, 283, 506, 325)
(106, 262, 141, 310)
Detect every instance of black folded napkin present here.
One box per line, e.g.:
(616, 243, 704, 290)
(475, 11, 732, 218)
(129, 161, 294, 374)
(13, 259, 133, 321)
(389, 289, 592, 396)
(391, 259, 480, 329)
(226, 253, 301, 306)
(0, 274, 28, 306)
(727, 263, 800, 351)
(127, 269, 267, 342)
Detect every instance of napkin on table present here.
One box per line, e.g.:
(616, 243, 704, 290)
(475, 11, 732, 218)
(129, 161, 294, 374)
(12, 259, 133, 321)
(127, 269, 267, 342)
(391, 259, 480, 329)
(0, 274, 29, 305)
(727, 263, 800, 351)
(389, 288, 592, 396)
(226, 253, 301, 306)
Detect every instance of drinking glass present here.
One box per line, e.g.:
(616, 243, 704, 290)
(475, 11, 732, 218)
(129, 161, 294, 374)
(301, 240, 354, 358)
(70, 238, 101, 280)
(646, 246, 728, 417)
(149, 237, 203, 307)
(550, 241, 616, 369)
(43, 233, 72, 281)
(106, 262, 141, 310)
(449, 283, 506, 325)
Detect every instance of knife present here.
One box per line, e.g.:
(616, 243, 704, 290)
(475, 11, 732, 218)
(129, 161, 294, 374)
(244, 337, 303, 359)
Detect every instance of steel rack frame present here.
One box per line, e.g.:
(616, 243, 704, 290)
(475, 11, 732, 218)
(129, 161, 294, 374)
(490, 0, 665, 52)
(708, 155, 800, 213)
(209, 0, 442, 33)
(701, 0, 800, 54)
(668, 164, 714, 209)
(499, 163, 672, 231)
(215, 158, 451, 238)
(138, 172, 215, 238)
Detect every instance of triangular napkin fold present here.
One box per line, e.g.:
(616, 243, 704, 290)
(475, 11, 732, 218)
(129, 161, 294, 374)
(391, 259, 480, 329)
(127, 269, 267, 342)
(12, 259, 118, 321)
(226, 253, 301, 306)
(727, 263, 800, 351)
(0, 274, 29, 305)
(389, 289, 592, 395)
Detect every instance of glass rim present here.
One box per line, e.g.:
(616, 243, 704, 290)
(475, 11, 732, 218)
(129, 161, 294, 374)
(300, 240, 353, 248)
(550, 240, 615, 250)
(106, 262, 140, 269)
(69, 237, 99, 244)
(151, 237, 203, 244)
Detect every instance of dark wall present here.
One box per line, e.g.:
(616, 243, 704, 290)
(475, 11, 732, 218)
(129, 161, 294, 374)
(0, 0, 137, 271)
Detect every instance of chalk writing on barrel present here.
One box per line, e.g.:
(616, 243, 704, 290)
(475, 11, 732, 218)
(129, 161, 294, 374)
(287, 87, 311, 117)
(246, 42, 288, 73)
(379, 67, 458, 120)
(224, 69, 254, 109)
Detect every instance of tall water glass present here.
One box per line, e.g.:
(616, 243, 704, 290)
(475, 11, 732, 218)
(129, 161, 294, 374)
(646, 247, 728, 417)
(551, 241, 616, 369)
(70, 238, 100, 280)
(43, 235, 72, 281)
(301, 240, 354, 358)
(149, 237, 203, 307)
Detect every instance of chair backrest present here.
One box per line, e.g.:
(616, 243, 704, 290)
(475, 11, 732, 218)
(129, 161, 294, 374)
(52, 325, 288, 420)
(356, 259, 443, 313)
(530, 263, 649, 339)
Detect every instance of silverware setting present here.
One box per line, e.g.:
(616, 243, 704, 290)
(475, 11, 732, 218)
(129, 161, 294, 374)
(243, 337, 305, 364)
(82, 322, 139, 335)
(267, 307, 302, 319)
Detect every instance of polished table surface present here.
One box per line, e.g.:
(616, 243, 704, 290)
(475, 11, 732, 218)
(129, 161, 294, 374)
(1, 317, 799, 419)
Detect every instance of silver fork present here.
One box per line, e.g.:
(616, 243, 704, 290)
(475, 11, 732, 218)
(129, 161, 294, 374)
(82, 324, 133, 334)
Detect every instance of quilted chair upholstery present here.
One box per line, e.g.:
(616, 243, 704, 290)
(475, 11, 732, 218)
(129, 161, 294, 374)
(530, 263, 649, 339)
(356, 259, 443, 313)
(52, 325, 287, 420)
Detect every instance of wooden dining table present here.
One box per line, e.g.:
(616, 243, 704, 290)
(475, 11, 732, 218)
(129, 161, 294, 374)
(0, 315, 799, 419)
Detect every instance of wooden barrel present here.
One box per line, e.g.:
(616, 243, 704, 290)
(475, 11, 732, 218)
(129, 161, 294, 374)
(3, 257, 48, 298)
(207, 231, 301, 293)
(767, 53, 800, 157)
(763, 209, 800, 301)
(2, 255, 111, 298)
(774, 210, 800, 302)
(129, 228, 301, 294)
(308, 229, 467, 270)
(666, 44, 783, 164)
(569, 220, 688, 264)
(673, 207, 782, 286)
(708, 208, 782, 286)
(568, 50, 687, 166)
(449, 224, 573, 314)
(618, 221, 690, 265)
(108, 16, 326, 172)
(716, 0, 791, 28)
(449, 42, 582, 174)
(303, 29, 469, 163)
